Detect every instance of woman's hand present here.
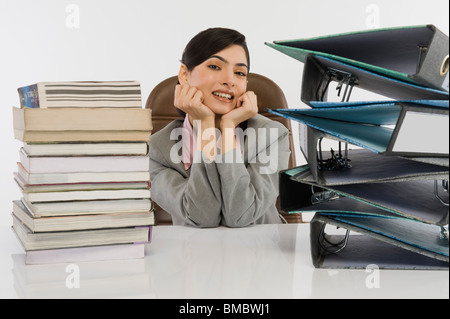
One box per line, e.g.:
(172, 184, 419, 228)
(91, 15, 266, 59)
(174, 84, 215, 123)
(220, 91, 258, 154)
(221, 91, 258, 129)
(175, 84, 217, 160)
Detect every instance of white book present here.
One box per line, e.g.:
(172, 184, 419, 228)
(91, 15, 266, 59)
(12, 215, 152, 251)
(23, 188, 151, 203)
(18, 81, 143, 108)
(19, 148, 150, 173)
(15, 174, 149, 193)
(22, 142, 149, 156)
(17, 162, 150, 185)
(13, 200, 155, 232)
(22, 198, 153, 217)
(25, 244, 146, 265)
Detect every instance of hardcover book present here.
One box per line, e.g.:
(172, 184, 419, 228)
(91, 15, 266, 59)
(18, 81, 143, 108)
(12, 214, 152, 251)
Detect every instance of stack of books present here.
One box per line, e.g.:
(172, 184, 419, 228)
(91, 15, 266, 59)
(267, 25, 449, 269)
(12, 81, 155, 265)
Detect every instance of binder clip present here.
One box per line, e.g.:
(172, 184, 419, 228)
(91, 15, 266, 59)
(310, 185, 341, 204)
(317, 138, 352, 171)
(317, 67, 358, 102)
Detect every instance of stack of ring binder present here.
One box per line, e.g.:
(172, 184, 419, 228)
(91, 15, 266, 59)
(267, 25, 449, 269)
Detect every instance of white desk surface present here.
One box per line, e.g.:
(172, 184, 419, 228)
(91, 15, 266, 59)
(0, 223, 448, 299)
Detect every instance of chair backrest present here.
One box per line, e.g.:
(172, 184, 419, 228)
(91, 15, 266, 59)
(146, 73, 302, 224)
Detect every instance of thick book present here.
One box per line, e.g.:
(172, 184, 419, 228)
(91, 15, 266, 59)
(13, 200, 155, 232)
(15, 174, 149, 192)
(266, 25, 449, 91)
(22, 142, 149, 156)
(12, 215, 152, 251)
(14, 129, 152, 143)
(12, 106, 152, 131)
(16, 162, 150, 185)
(19, 149, 150, 173)
(17, 81, 143, 108)
(22, 198, 154, 217)
(24, 243, 147, 265)
(22, 188, 151, 203)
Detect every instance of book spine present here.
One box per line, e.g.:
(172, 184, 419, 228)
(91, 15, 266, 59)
(18, 84, 40, 108)
(134, 226, 153, 244)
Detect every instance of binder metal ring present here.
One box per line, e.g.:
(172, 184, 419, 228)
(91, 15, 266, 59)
(434, 180, 449, 207)
(440, 55, 449, 77)
(318, 223, 350, 254)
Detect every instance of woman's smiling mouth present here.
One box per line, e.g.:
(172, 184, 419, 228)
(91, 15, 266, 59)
(212, 91, 234, 101)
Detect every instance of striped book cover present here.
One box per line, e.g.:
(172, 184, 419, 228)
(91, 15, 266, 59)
(18, 81, 142, 108)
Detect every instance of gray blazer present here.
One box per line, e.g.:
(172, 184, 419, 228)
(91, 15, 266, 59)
(148, 114, 291, 228)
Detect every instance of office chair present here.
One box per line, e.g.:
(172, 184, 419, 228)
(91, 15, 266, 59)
(146, 73, 303, 224)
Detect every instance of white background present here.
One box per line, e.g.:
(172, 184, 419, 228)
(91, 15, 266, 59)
(0, 0, 448, 228)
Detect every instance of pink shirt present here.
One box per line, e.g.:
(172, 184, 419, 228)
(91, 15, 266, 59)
(182, 114, 242, 170)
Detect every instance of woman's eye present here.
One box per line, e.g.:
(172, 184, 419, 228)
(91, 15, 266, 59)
(235, 71, 247, 77)
(208, 65, 220, 70)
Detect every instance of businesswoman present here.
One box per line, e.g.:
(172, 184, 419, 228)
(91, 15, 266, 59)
(148, 27, 290, 227)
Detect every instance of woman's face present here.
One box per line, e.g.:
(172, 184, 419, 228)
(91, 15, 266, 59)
(181, 44, 249, 115)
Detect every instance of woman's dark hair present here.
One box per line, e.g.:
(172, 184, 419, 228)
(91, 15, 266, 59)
(181, 27, 250, 72)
